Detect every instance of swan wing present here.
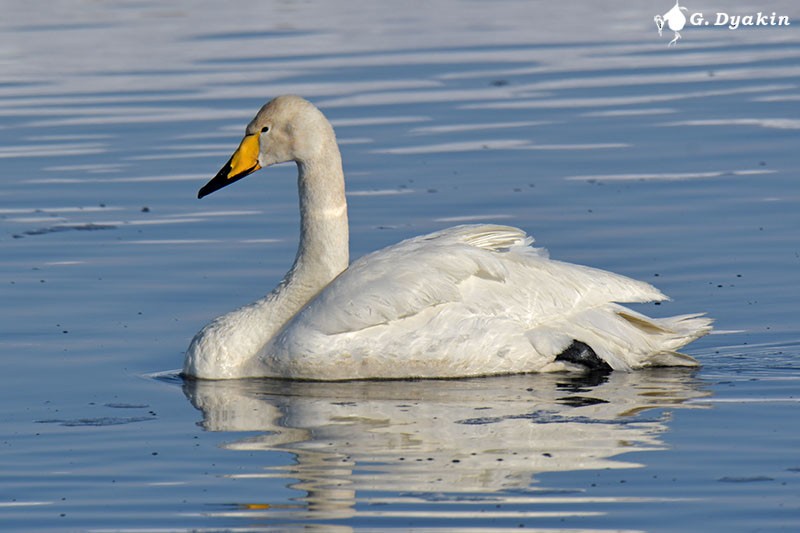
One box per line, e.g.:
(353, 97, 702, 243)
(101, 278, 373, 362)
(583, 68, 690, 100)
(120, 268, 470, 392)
(259, 224, 697, 377)
(291, 224, 666, 336)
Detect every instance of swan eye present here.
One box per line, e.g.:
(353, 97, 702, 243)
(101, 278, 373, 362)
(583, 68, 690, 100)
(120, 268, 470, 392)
(261, 126, 270, 133)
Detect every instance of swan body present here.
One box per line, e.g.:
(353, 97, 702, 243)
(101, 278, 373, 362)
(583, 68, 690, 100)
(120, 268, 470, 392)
(184, 95, 711, 380)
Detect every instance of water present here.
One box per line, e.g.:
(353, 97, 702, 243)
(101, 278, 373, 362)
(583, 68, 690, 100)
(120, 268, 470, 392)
(1, 0, 799, 530)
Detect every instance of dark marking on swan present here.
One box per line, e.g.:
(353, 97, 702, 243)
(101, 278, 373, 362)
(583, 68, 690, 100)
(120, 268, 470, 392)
(555, 340, 612, 371)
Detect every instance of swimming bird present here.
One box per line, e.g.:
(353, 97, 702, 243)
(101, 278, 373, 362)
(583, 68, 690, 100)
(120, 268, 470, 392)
(183, 95, 711, 380)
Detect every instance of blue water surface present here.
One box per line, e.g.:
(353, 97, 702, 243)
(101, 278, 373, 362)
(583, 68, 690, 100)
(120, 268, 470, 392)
(1, 1, 799, 531)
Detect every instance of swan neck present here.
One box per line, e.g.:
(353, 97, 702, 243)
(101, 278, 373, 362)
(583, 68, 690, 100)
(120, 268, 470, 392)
(292, 144, 349, 286)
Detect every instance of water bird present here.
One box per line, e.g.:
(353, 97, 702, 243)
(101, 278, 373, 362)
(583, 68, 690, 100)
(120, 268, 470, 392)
(183, 95, 711, 380)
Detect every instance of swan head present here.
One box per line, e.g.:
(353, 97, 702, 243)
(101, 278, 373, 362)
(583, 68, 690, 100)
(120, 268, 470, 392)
(198, 95, 335, 198)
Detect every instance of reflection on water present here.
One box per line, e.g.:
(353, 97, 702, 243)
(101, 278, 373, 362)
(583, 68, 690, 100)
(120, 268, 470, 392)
(183, 369, 707, 522)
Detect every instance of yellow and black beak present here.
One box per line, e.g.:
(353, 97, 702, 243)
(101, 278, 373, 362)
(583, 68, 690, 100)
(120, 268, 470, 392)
(198, 133, 262, 199)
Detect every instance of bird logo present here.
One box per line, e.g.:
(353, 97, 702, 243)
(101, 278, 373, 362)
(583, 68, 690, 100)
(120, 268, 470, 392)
(654, 1, 689, 46)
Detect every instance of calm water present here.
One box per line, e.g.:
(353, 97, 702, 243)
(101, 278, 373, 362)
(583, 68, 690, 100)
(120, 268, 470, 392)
(1, 1, 799, 531)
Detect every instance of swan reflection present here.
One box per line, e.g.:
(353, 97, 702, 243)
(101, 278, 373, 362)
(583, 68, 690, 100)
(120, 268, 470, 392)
(182, 370, 706, 523)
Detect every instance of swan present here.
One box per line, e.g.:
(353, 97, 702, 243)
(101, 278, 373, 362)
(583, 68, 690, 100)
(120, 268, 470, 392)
(183, 95, 711, 380)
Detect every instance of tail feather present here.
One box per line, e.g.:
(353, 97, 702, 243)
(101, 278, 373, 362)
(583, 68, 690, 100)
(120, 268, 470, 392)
(646, 351, 700, 367)
(530, 306, 712, 371)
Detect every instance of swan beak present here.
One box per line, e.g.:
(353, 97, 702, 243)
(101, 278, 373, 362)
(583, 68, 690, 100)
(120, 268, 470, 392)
(198, 134, 262, 199)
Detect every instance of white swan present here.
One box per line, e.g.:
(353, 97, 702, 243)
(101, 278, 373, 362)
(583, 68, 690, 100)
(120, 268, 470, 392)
(183, 95, 711, 380)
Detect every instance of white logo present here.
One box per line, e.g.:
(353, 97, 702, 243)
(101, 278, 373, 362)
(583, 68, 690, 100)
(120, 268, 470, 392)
(654, 2, 791, 46)
(654, 1, 689, 46)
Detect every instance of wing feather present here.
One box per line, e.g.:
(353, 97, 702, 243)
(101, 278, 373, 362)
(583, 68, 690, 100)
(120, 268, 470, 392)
(283, 224, 666, 337)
